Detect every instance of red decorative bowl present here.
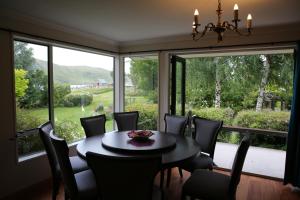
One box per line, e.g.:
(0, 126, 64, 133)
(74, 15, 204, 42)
(128, 130, 154, 141)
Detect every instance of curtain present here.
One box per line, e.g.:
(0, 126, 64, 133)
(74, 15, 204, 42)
(284, 41, 300, 186)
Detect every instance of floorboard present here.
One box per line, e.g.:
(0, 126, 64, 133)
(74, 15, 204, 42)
(2, 169, 300, 200)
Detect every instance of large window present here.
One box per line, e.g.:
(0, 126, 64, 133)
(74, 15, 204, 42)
(124, 56, 158, 130)
(14, 41, 49, 157)
(53, 47, 114, 143)
(177, 50, 294, 178)
(14, 38, 115, 158)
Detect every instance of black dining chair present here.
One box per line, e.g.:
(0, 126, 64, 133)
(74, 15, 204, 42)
(86, 152, 163, 200)
(113, 111, 139, 131)
(179, 116, 223, 172)
(162, 114, 188, 188)
(50, 131, 98, 200)
(80, 114, 106, 138)
(181, 136, 250, 200)
(39, 121, 89, 200)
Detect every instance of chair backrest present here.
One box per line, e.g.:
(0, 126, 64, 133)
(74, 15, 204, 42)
(192, 116, 223, 158)
(113, 111, 139, 131)
(38, 121, 59, 176)
(50, 131, 78, 198)
(164, 114, 188, 135)
(80, 114, 106, 137)
(86, 152, 161, 200)
(229, 136, 250, 197)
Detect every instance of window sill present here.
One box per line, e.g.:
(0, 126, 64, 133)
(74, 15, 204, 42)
(18, 138, 84, 163)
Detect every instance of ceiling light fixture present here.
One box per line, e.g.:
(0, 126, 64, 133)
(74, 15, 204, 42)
(192, 0, 253, 42)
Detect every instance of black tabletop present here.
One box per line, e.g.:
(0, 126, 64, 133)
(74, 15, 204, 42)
(76, 131, 200, 168)
(101, 131, 176, 152)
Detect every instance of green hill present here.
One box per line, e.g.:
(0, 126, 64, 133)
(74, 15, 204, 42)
(35, 59, 113, 85)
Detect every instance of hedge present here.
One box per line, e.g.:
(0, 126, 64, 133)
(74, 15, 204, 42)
(192, 107, 235, 125)
(126, 103, 158, 130)
(233, 110, 290, 131)
(63, 93, 93, 107)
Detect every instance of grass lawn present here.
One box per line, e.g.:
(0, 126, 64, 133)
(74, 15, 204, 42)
(26, 89, 151, 140)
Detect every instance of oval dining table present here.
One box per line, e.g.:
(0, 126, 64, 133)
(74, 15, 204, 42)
(76, 131, 201, 169)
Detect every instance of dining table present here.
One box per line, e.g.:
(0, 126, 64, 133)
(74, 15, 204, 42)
(76, 130, 201, 168)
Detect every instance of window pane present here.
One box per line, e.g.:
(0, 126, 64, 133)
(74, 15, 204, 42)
(124, 56, 158, 130)
(183, 51, 293, 178)
(53, 47, 114, 143)
(14, 41, 49, 157)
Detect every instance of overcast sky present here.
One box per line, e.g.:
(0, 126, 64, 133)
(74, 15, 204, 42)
(28, 44, 115, 72)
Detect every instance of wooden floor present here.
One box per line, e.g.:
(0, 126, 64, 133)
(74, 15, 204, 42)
(2, 169, 300, 200)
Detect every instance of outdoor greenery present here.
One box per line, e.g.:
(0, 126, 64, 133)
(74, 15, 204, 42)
(14, 41, 294, 155)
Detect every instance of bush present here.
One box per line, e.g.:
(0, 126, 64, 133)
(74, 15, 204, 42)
(55, 120, 84, 143)
(63, 93, 93, 107)
(126, 103, 158, 130)
(15, 107, 45, 155)
(192, 107, 235, 125)
(233, 110, 290, 131)
(54, 84, 71, 106)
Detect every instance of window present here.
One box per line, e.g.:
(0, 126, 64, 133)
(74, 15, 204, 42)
(176, 50, 294, 178)
(13, 38, 115, 159)
(53, 47, 114, 143)
(14, 41, 49, 157)
(124, 56, 158, 130)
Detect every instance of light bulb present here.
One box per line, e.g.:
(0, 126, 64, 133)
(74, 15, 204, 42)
(234, 4, 239, 10)
(247, 14, 252, 20)
(194, 9, 199, 16)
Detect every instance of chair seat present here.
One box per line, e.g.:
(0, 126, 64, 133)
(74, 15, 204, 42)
(70, 156, 89, 173)
(75, 169, 98, 199)
(180, 154, 213, 172)
(182, 169, 231, 200)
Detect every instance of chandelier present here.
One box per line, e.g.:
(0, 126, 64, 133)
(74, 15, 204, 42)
(192, 0, 253, 42)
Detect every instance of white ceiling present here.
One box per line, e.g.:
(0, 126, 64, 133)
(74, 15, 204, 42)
(1, 0, 300, 42)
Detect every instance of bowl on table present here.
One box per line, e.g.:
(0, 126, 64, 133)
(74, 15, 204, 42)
(127, 130, 154, 141)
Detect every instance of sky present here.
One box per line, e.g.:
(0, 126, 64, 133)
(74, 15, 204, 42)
(28, 44, 115, 71)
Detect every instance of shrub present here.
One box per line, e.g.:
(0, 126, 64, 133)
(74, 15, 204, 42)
(192, 107, 235, 125)
(15, 107, 45, 155)
(126, 103, 158, 130)
(63, 93, 93, 107)
(233, 110, 290, 131)
(55, 120, 84, 143)
(54, 84, 71, 106)
(16, 107, 44, 132)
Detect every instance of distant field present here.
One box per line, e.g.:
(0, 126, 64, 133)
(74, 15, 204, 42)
(26, 88, 151, 135)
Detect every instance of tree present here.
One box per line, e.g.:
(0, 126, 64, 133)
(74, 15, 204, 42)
(14, 41, 35, 70)
(129, 59, 158, 94)
(19, 69, 48, 108)
(15, 69, 29, 99)
(256, 55, 271, 112)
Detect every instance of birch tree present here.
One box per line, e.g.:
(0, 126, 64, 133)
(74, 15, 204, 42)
(256, 55, 271, 112)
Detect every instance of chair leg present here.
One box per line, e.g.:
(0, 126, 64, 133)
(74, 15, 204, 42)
(64, 189, 69, 200)
(178, 167, 183, 178)
(160, 169, 165, 189)
(180, 190, 185, 200)
(166, 168, 172, 188)
(52, 176, 60, 200)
